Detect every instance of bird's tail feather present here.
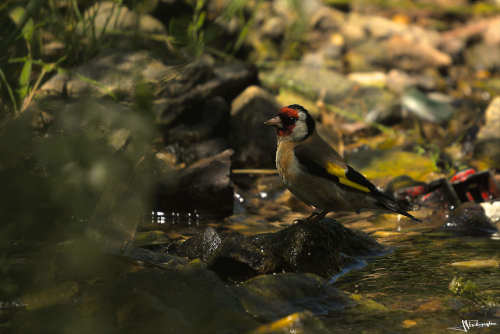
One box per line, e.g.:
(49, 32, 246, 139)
(375, 192, 422, 222)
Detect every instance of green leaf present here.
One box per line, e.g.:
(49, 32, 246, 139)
(8, 7, 25, 26)
(17, 59, 32, 101)
(22, 18, 35, 42)
(196, 12, 206, 30)
(195, 0, 205, 12)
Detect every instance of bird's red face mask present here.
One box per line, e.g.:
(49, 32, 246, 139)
(264, 107, 299, 137)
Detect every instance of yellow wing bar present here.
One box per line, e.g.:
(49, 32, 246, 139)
(326, 162, 370, 193)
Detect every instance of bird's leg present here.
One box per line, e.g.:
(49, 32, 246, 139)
(304, 210, 328, 223)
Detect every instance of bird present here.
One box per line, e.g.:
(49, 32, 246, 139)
(264, 104, 420, 223)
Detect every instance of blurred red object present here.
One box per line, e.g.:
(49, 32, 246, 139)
(392, 169, 499, 206)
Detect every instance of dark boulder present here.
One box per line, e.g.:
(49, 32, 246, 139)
(176, 218, 384, 281)
(229, 85, 281, 168)
(159, 58, 258, 127)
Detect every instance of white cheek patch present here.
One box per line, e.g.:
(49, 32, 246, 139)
(298, 112, 306, 121)
(291, 120, 308, 141)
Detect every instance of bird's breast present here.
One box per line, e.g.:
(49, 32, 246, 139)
(276, 141, 300, 187)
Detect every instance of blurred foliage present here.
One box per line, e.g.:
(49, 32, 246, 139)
(280, 0, 308, 60)
(449, 276, 498, 313)
(0, 95, 156, 240)
(1, 0, 99, 116)
(0, 4, 167, 324)
(169, 0, 207, 57)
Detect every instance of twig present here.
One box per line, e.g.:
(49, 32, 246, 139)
(231, 169, 278, 174)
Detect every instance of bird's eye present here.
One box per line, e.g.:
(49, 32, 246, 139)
(281, 115, 297, 126)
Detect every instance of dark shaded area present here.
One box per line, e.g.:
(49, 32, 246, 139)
(155, 149, 234, 217)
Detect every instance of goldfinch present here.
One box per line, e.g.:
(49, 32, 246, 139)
(264, 104, 420, 222)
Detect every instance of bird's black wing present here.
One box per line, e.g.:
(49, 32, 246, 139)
(293, 135, 377, 194)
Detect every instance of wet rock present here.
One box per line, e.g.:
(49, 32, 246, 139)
(230, 86, 280, 168)
(235, 273, 349, 321)
(41, 50, 169, 98)
(77, 1, 166, 39)
(442, 202, 498, 236)
(176, 227, 222, 262)
(401, 88, 455, 123)
(155, 149, 234, 218)
(177, 219, 384, 280)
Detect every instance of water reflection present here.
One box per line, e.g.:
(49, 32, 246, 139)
(149, 210, 201, 226)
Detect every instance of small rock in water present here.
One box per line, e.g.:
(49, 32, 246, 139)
(442, 202, 498, 236)
(450, 259, 499, 269)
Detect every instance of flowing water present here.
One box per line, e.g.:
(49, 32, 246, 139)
(327, 228, 500, 333)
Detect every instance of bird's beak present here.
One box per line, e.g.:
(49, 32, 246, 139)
(264, 116, 283, 128)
